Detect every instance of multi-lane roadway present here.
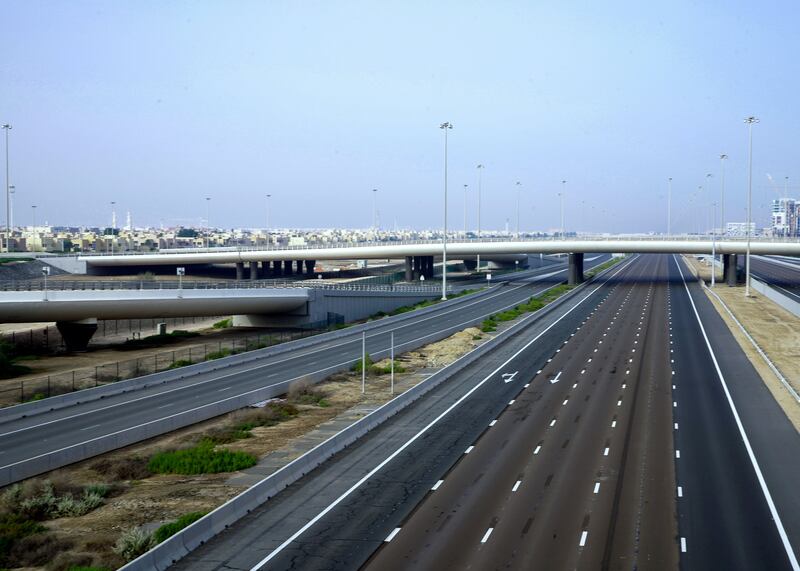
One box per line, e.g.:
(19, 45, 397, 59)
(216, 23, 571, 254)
(175, 254, 800, 571)
(0, 256, 606, 486)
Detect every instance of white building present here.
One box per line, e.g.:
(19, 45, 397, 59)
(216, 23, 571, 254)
(771, 198, 797, 236)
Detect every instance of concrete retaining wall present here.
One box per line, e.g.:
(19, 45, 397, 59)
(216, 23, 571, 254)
(750, 276, 800, 318)
(121, 269, 601, 571)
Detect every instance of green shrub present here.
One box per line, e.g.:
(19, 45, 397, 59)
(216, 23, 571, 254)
(152, 512, 206, 544)
(0, 513, 46, 564)
(113, 526, 154, 561)
(68, 567, 111, 571)
(12, 480, 108, 520)
(287, 379, 328, 405)
(481, 319, 497, 332)
(204, 403, 300, 444)
(350, 353, 374, 373)
(369, 360, 406, 375)
(167, 359, 193, 370)
(206, 348, 233, 360)
(148, 441, 257, 475)
(212, 318, 232, 329)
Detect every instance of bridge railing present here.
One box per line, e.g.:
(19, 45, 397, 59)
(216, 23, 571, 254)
(75, 235, 800, 258)
(0, 279, 447, 293)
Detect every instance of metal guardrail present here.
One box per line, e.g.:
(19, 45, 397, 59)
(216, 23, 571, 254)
(75, 235, 800, 258)
(0, 280, 445, 293)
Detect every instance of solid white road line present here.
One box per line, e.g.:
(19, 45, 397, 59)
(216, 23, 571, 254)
(512, 480, 521, 492)
(604, 447, 610, 456)
(247, 256, 639, 570)
(431, 480, 444, 491)
(678, 486, 683, 498)
(579, 530, 589, 547)
(593, 482, 600, 494)
(464, 446, 474, 454)
(534, 446, 542, 455)
(489, 420, 497, 427)
(681, 537, 687, 552)
(481, 527, 494, 543)
(385, 528, 401, 542)
(674, 254, 800, 571)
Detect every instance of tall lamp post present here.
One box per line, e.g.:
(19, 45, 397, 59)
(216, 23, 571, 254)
(371, 188, 378, 231)
(515, 181, 521, 239)
(706, 173, 713, 234)
(744, 116, 759, 297)
(439, 122, 452, 301)
(2, 124, 11, 253)
(205, 197, 211, 249)
(266, 193, 272, 248)
(560, 180, 567, 238)
(711, 201, 717, 287)
(31, 205, 37, 253)
(719, 154, 728, 234)
(109, 201, 116, 254)
(667, 177, 673, 236)
(476, 164, 484, 271)
(8, 185, 14, 230)
(463, 184, 468, 238)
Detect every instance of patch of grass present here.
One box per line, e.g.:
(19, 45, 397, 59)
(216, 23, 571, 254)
(68, 567, 111, 571)
(369, 288, 482, 320)
(481, 319, 497, 332)
(3, 480, 109, 521)
(24, 392, 46, 402)
(206, 348, 233, 360)
(212, 318, 232, 329)
(287, 379, 329, 406)
(472, 334, 482, 340)
(0, 513, 47, 565)
(153, 511, 206, 544)
(369, 360, 406, 375)
(585, 256, 623, 278)
(13, 354, 40, 362)
(167, 359, 193, 370)
(148, 441, 257, 475)
(0, 257, 33, 264)
(350, 353, 374, 373)
(113, 526, 154, 562)
(204, 402, 300, 444)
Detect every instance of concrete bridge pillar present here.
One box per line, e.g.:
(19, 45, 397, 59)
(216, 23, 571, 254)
(423, 256, 434, 278)
(724, 253, 739, 286)
(405, 256, 413, 282)
(305, 260, 315, 275)
(296, 260, 304, 275)
(270, 260, 281, 277)
(568, 253, 585, 285)
(56, 318, 98, 352)
(249, 261, 259, 280)
(235, 262, 244, 281)
(283, 260, 294, 275)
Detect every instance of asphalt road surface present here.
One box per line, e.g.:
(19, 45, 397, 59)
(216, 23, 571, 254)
(745, 255, 800, 303)
(0, 256, 609, 485)
(174, 254, 800, 571)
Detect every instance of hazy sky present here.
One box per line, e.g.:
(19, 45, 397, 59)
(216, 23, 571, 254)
(2, 1, 798, 233)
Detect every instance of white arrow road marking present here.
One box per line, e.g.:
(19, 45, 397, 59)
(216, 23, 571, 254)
(501, 371, 519, 383)
(550, 371, 562, 384)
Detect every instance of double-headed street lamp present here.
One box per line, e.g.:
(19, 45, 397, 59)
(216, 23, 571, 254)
(439, 122, 453, 301)
(719, 154, 728, 232)
(744, 116, 759, 297)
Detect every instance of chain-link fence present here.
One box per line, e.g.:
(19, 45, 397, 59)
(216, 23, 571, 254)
(0, 321, 337, 407)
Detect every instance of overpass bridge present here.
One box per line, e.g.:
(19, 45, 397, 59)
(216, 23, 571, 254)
(78, 236, 800, 285)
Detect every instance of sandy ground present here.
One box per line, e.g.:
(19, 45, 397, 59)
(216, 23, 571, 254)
(18, 326, 488, 570)
(683, 255, 800, 433)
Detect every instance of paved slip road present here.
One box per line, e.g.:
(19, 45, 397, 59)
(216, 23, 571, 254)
(174, 254, 800, 571)
(744, 255, 800, 303)
(0, 256, 611, 485)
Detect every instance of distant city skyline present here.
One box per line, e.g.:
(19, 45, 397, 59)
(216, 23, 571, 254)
(3, 1, 799, 233)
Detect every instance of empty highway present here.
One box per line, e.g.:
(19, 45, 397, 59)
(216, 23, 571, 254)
(0, 257, 609, 486)
(174, 254, 800, 571)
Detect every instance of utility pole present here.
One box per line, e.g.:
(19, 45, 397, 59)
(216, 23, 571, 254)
(476, 164, 484, 271)
(266, 194, 271, 248)
(463, 184, 468, 238)
(719, 155, 728, 233)
(2, 124, 11, 253)
(668, 177, 672, 236)
(515, 181, 521, 238)
(560, 180, 566, 238)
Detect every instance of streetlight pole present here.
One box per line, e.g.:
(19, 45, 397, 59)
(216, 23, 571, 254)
(109, 201, 115, 254)
(560, 180, 566, 238)
(463, 184, 468, 238)
(667, 177, 672, 236)
(372, 188, 378, 231)
(720, 155, 728, 234)
(711, 201, 717, 287)
(8, 185, 14, 230)
(744, 116, 759, 297)
(515, 181, 521, 239)
(439, 122, 452, 301)
(31, 205, 37, 252)
(706, 173, 713, 234)
(266, 194, 271, 248)
(205, 197, 211, 249)
(476, 164, 484, 271)
(2, 124, 11, 253)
